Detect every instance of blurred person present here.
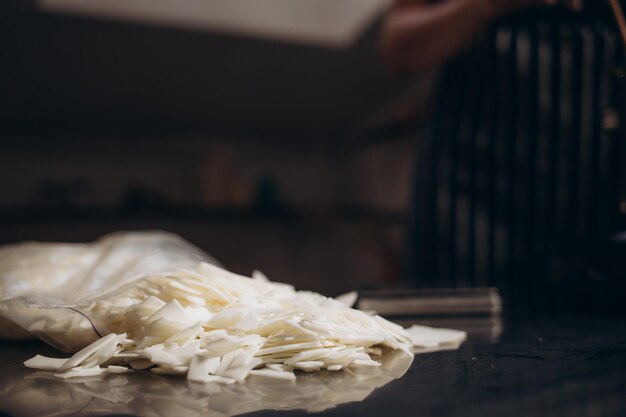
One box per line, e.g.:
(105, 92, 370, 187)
(380, 0, 581, 72)
(379, 0, 626, 316)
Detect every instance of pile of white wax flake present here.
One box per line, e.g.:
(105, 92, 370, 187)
(23, 261, 466, 383)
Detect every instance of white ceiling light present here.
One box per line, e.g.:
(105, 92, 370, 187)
(38, 0, 390, 48)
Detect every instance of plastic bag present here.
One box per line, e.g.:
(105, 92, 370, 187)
(0, 231, 218, 352)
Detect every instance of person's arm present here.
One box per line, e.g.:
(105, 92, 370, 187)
(379, 0, 577, 73)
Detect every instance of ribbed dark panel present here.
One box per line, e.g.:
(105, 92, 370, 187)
(577, 27, 595, 243)
(493, 26, 516, 312)
(438, 57, 468, 287)
(486, 28, 501, 289)
(533, 23, 554, 315)
(474, 28, 499, 289)
(597, 31, 618, 239)
(411, 8, 625, 318)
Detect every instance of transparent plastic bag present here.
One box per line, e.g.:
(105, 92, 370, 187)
(0, 231, 218, 352)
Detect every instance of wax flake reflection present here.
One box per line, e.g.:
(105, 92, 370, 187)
(1, 349, 414, 417)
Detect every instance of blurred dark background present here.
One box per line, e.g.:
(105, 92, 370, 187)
(0, 0, 423, 297)
(0, 0, 624, 318)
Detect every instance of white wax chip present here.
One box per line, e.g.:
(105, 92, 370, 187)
(334, 291, 358, 308)
(215, 349, 261, 381)
(199, 332, 262, 357)
(24, 355, 69, 371)
(351, 359, 381, 367)
(215, 349, 245, 375)
(409, 338, 440, 348)
(136, 336, 163, 348)
(83, 334, 126, 367)
(127, 296, 166, 319)
(284, 347, 340, 365)
(143, 346, 181, 367)
(164, 322, 203, 346)
(337, 335, 384, 345)
(143, 317, 192, 341)
(232, 312, 259, 331)
(183, 295, 206, 306)
(323, 348, 365, 366)
(151, 365, 189, 375)
(292, 361, 324, 372)
(113, 352, 140, 359)
(256, 341, 324, 356)
(266, 363, 292, 372)
(167, 280, 202, 295)
(146, 300, 192, 326)
(258, 319, 318, 339)
(188, 355, 221, 382)
(106, 365, 131, 374)
(218, 365, 251, 381)
(208, 307, 246, 329)
(231, 350, 257, 369)
(58, 333, 126, 372)
(405, 325, 467, 348)
(183, 278, 234, 303)
(164, 340, 204, 363)
(252, 270, 270, 282)
(184, 306, 212, 323)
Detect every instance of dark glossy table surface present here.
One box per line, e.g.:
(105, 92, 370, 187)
(1, 315, 625, 417)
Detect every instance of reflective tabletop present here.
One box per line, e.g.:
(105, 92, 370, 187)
(1, 315, 625, 417)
